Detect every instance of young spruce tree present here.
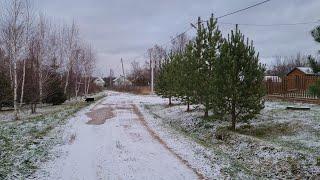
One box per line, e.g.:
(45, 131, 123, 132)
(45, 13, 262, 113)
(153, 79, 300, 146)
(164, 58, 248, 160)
(205, 14, 223, 116)
(176, 41, 197, 111)
(155, 51, 179, 105)
(193, 15, 222, 117)
(215, 25, 265, 131)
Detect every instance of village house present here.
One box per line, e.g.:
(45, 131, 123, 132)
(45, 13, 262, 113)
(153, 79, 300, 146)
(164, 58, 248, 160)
(93, 77, 105, 87)
(113, 76, 132, 86)
(264, 75, 282, 83)
(286, 67, 320, 90)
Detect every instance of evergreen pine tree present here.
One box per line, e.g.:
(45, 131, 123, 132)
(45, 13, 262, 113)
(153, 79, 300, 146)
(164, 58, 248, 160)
(193, 17, 208, 117)
(308, 55, 320, 73)
(215, 25, 265, 131)
(311, 26, 320, 49)
(155, 52, 179, 105)
(179, 41, 197, 111)
(205, 14, 223, 116)
(45, 73, 67, 105)
(193, 15, 222, 117)
(155, 57, 170, 103)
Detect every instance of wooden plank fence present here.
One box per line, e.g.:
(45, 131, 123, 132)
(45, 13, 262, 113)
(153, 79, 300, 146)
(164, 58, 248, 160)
(265, 75, 320, 101)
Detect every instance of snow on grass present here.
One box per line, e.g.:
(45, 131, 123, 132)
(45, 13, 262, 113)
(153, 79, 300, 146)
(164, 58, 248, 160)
(144, 99, 320, 179)
(0, 93, 106, 180)
(0, 91, 107, 122)
(141, 105, 252, 179)
(8, 90, 320, 179)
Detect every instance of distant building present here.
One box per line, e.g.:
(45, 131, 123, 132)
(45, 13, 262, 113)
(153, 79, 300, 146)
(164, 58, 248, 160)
(264, 76, 282, 83)
(113, 76, 132, 86)
(286, 67, 320, 90)
(287, 67, 315, 77)
(93, 77, 105, 87)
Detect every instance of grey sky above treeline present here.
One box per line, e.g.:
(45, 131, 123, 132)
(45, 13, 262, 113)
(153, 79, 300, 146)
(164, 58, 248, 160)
(35, 0, 320, 76)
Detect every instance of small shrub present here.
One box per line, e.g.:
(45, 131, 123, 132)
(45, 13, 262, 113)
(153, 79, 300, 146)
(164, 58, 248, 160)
(44, 74, 67, 105)
(309, 79, 320, 97)
(204, 123, 214, 129)
(46, 91, 67, 105)
(45, 80, 67, 106)
(236, 123, 294, 138)
(215, 127, 231, 141)
(240, 124, 253, 130)
(317, 157, 320, 166)
(287, 157, 300, 175)
(0, 72, 13, 109)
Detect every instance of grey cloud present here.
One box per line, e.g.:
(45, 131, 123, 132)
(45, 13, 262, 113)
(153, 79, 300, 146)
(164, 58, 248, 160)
(35, 0, 320, 75)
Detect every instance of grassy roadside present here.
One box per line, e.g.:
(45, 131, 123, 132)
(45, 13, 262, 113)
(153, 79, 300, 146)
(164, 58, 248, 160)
(144, 103, 320, 179)
(143, 104, 257, 178)
(0, 94, 105, 180)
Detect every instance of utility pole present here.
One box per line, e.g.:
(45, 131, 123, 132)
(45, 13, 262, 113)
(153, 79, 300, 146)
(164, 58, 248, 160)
(121, 58, 125, 78)
(150, 55, 154, 94)
(109, 69, 113, 88)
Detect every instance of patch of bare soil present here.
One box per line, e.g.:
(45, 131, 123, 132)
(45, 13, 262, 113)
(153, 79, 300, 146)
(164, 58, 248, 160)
(131, 104, 206, 180)
(116, 105, 133, 110)
(69, 133, 77, 144)
(86, 106, 115, 125)
(129, 132, 142, 142)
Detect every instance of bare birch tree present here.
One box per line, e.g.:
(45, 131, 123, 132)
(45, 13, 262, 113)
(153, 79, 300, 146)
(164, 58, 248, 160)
(63, 22, 80, 96)
(35, 14, 50, 105)
(0, 0, 28, 119)
(20, 0, 33, 107)
(83, 45, 95, 96)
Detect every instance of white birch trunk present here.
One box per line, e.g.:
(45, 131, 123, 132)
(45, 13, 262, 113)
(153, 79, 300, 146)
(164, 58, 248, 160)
(13, 60, 19, 120)
(20, 58, 26, 107)
(9, 62, 13, 88)
(64, 69, 70, 95)
(86, 76, 91, 95)
(39, 63, 43, 105)
(84, 76, 87, 96)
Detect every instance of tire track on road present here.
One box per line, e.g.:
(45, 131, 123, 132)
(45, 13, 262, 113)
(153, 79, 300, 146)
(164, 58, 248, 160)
(131, 104, 206, 180)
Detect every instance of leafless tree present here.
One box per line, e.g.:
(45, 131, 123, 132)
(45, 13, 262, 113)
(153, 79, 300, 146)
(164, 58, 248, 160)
(0, 0, 29, 119)
(20, 0, 33, 107)
(147, 45, 167, 83)
(171, 33, 189, 54)
(0, 1, 99, 115)
(62, 22, 80, 95)
(267, 53, 309, 77)
(84, 46, 96, 95)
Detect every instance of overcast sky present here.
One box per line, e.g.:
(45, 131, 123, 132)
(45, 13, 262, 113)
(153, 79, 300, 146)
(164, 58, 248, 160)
(35, 0, 320, 76)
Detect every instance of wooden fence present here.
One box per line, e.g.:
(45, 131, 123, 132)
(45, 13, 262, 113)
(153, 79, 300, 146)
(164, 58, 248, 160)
(111, 86, 151, 95)
(265, 75, 320, 100)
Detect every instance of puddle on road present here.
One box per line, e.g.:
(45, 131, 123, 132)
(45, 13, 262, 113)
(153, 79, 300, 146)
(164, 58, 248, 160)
(86, 106, 115, 125)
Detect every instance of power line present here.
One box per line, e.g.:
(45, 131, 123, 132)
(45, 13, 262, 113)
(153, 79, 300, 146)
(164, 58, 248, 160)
(130, 27, 193, 61)
(157, 0, 273, 49)
(218, 20, 320, 27)
(217, 0, 272, 19)
(129, 0, 273, 61)
(158, 27, 193, 50)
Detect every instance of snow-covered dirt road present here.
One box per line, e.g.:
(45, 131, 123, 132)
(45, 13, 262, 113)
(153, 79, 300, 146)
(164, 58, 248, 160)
(34, 92, 204, 180)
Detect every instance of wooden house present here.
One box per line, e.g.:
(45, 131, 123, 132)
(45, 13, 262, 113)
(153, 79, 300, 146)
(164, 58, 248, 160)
(286, 67, 320, 91)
